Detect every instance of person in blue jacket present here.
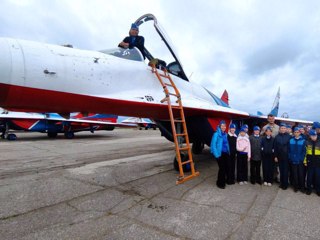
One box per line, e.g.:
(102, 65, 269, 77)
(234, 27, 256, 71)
(289, 127, 307, 192)
(211, 120, 230, 189)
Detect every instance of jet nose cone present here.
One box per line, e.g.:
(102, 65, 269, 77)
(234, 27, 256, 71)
(0, 38, 12, 106)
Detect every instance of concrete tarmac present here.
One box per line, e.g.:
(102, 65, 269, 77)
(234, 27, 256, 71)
(0, 129, 320, 240)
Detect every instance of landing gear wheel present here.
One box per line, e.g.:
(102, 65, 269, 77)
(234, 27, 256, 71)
(64, 132, 74, 139)
(192, 141, 204, 154)
(7, 133, 17, 141)
(47, 132, 58, 138)
(173, 153, 192, 172)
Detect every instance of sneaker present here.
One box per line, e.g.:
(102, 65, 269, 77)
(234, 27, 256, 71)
(268, 183, 272, 187)
(306, 189, 312, 195)
(239, 182, 244, 185)
(264, 182, 268, 186)
(251, 180, 256, 185)
(244, 181, 248, 185)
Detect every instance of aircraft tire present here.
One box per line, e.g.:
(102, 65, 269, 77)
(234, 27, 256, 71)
(192, 141, 204, 154)
(173, 153, 192, 172)
(47, 132, 58, 138)
(64, 132, 74, 139)
(7, 133, 17, 141)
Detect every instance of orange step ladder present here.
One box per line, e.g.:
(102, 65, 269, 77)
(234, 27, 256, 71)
(151, 65, 200, 184)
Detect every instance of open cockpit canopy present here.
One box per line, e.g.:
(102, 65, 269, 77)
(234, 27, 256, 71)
(134, 14, 189, 81)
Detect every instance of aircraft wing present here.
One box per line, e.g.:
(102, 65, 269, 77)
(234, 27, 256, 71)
(0, 111, 137, 128)
(247, 114, 313, 125)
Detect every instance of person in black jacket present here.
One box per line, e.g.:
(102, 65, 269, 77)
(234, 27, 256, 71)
(274, 123, 292, 190)
(249, 126, 262, 184)
(227, 124, 237, 185)
(261, 127, 275, 186)
(118, 23, 145, 58)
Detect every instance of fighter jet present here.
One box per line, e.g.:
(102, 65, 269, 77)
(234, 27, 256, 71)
(0, 14, 312, 181)
(0, 109, 136, 140)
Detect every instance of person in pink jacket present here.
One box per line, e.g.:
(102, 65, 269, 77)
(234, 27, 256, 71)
(237, 126, 251, 185)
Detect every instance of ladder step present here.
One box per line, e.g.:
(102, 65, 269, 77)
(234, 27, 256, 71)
(159, 73, 169, 78)
(168, 92, 179, 97)
(176, 133, 187, 136)
(182, 160, 192, 165)
(160, 97, 169, 103)
(178, 147, 189, 151)
(176, 172, 200, 185)
(164, 83, 174, 87)
(174, 119, 184, 123)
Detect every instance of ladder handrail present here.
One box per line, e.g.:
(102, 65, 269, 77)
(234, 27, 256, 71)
(151, 65, 199, 184)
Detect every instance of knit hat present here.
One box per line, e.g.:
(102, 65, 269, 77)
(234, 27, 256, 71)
(131, 23, 139, 30)
(309, 129, 317, 136)
(265, 126, 272, 132)
(280, 122, 287, 127)
(240, 126, 246, 132)
(286, 124, 292, 129)
(313, 122, 320, 129)
(243, 124, 248, 129)
(294, 127, 300, 132)
(219, 120, 226, 126)
(229, 123, 236, 129)
(298, 125, 303, 129)
(253, 126, 260, 131)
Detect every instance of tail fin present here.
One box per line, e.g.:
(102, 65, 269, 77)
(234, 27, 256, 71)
(221, 90, 229, 105)
(257, 111, 264, 116)
(269, 87, 280, 117)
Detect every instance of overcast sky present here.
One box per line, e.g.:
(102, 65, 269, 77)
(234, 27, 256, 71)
(0, 0, 319, 121)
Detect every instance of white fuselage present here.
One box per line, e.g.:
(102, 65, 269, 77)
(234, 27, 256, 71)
(0, 38, 248, 119)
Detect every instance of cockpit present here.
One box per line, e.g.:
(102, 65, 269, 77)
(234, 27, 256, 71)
(100, 47, 144, 62)
(102, 14, 189, 81)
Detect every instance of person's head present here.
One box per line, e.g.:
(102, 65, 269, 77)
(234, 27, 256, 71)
(286, 125, 292, 134)
(265, 127, 272, 137)
(129, 23, 139, 36)
(309, 129, 318, 141)
(243, 124, 249, 133)
(313, 121, 320, 133)
(253, 126, 260, 135)
(267, 114, 275, 124)
(293, 127, 301, 138)
(219, 120, 226, 132)
(229, 123, 236, 134)
(298, 125, 305, 134)
(279, 123, 287, 134)
(239, 127, 246, 137)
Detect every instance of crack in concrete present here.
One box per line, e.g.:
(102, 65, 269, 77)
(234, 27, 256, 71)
(239, 188, 280, 240)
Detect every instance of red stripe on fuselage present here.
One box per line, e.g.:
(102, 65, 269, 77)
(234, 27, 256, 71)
(0, 83, 247, 120)
(11, 119, 38, 130)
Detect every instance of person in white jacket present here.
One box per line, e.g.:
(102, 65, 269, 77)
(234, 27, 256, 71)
(237, 127, 251, 185)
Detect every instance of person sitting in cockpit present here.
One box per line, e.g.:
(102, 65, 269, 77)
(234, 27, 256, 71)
(118, 23, 145, 58)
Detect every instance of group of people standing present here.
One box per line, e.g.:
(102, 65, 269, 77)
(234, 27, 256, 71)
(210, 114, 320, 196)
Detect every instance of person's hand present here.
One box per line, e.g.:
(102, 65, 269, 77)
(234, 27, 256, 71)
(119, 42, 129, 48)
(274, 157, 278, 163)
